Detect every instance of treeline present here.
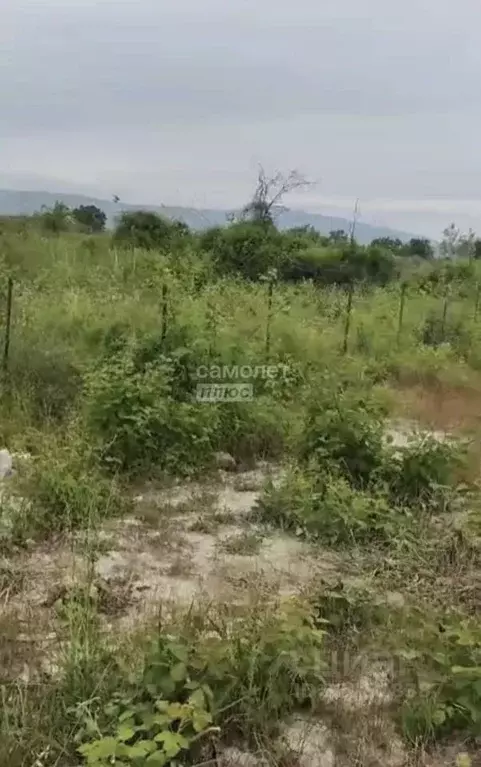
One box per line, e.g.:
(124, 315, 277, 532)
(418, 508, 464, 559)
(1, 161, 479, 288)
(0, 203, 439, 287)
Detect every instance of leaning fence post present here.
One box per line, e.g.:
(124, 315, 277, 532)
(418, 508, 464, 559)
(342, 282, 354, 355)
(3, 277, 13, 375)
(265, 278, 274, 360)
(161, 283, 168, 344)
(397, 282, 407, 346)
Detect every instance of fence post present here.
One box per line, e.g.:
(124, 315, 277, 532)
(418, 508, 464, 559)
(3, 277, 13, 375)
(206, 298, 217, 360)
(265, 278, 274, 360)
(342, 282, 354, 355)
(440, 291, 449, 342)
(474, 282, 480, 321)
(161, 283, 168, 344)
(397, 282, 407, 346)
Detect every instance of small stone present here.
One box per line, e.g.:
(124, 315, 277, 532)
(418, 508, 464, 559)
(0, 449, 13, 480)
(214, 452, 237, 472)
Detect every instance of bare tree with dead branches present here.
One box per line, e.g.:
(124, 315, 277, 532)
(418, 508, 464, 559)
(241, 166, 311, 225)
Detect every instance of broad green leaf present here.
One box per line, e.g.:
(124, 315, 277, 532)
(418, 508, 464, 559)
(127, 740, 157, 758)
(78, 737, 117, 759)
(152, 713, 172, 727)
(188, 688, 206, 709)
(170, 662, 187, 683)
(118, 709, 136, 723)
(452, 665, 481, 677)
(167, 642, 189, 662)
(116, 724, 136, 742)
(193, 708, 213, 733)
(154, 730, 189, 757)
(166, 702, 189, 720)
(146, 750, 168, 766)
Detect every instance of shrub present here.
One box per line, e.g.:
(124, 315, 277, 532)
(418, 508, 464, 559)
(12, 431, 128, 537)
(8, 348, 82, 423)
(75, 599, 326, 763)
(383, 435, 466, 511)
(84, 350, 218, 475)
(201, 221, 284, 280)
(399, 616, 481, 742)
(299, 391, 387, 487)
(214, 398, 289, 463)
(72, 205, 107, 234)
(281, 244, 397, 286)
(113, 210, 189, 251)
(256, 468, 400, 546)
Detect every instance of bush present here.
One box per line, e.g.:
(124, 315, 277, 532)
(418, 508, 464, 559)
(72, 205, 107, 233)
(281, 244, 398, 286)
(12, 432, 129, 537)
(383, 435, 466, 510)
(84, 350, 218, 475)
(113, 210, 189, 251)
(299, 391, 387, 487)
(201, 221, 284, 280)
(8, 348, 82, 423)
(76, 598, 326, 764)
(399, 615, 481, 742)
(256, 468, 400, 546)
(214, 398, 289, 463)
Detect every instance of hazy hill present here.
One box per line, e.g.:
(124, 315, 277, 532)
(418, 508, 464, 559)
(0, 189, 420, 245)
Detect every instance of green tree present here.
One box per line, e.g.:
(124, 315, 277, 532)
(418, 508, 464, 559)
(201, 221, 283, 280)
(72, 204, 107, 233)
(405, 237, 434, 259)
(38, 201, 72, 233)
(113, 210, 189, 250)
(371, 236, 404, 253)
(328, 230, 349, 244)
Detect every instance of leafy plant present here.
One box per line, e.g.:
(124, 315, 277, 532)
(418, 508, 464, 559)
(13, 430, 129, 536)
(399, 617, 481, 742)
(83, 350, 217, 475)
(78, 690, 216, 766)
(299, 390, 387, 487)
(256, 468, 401, 546)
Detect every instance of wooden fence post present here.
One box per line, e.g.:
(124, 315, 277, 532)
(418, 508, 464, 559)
(161, 283, 168, 344)
(265, 278, 274, 360)
(397, 282, 407, 346)
(3, 277, 13, 375)
(342, 282, 354, 355)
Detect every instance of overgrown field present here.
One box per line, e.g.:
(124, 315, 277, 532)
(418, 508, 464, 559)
(1, 219, 481, 766)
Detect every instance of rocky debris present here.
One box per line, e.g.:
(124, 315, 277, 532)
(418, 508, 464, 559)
(218, 747, 266, 766)
(0, 449, 13, 479)
(384, 420, 451, 450)
(323, 663, 393, 711)
(283, 717, 335, 767)
(214, 451, 237, 472)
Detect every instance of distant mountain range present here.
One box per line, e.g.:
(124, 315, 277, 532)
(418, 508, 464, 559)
(0, 189, 421, 245)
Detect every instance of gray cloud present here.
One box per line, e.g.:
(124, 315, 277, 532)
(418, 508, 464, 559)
(2, 0, 481, 236)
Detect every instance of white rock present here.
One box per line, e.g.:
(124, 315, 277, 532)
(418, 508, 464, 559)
(283, 718, 335, 767)
(0, 449, 13, 479)
(218, 748, 263, 767)
(214, 452, 237, 472)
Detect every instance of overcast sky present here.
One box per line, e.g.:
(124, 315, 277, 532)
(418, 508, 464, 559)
(2, 0, 481, 236)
